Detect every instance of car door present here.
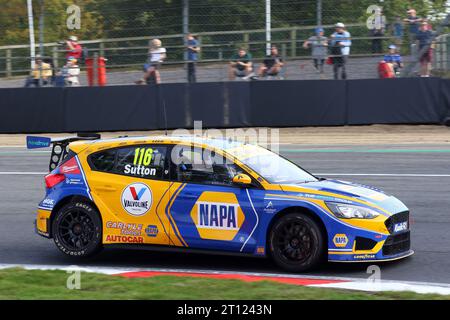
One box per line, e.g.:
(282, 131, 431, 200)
(166, 144, 265, 253)
(87, 144, 172, 246)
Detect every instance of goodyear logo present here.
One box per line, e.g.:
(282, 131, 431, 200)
(190, 192, 245, 241)
(197, 202, 239, 230)
(333, 234, 349, 248)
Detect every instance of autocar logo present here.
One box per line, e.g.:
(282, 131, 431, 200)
(394, 222, 408, 233)
(121, 183, 152, 216)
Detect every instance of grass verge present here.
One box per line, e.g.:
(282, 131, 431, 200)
(0, 268, 449, 300)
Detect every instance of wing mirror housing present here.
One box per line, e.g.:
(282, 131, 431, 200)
(232, 174, 252, 186)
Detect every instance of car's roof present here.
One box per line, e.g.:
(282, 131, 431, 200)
(69, 135, 248, 153)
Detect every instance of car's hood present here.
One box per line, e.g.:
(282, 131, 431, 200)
(280, 179, 408, 215)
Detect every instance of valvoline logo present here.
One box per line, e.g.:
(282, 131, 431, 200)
(121, 183, 153, 216)
(190, 192, 245, 241)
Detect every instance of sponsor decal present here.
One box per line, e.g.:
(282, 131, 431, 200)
(394, 222, 408, 233)
(124, 164, 157, 177)
(190, 192, 245, 241)
(26, 136, 51, 149)
(264, 201, 276, 214)
(65, 177, 83, 185)
(256, 246, 265, 255)
(60, 157, 80, 174)
(145, 225, 159, 237)
(106, 221, 143, 236)
(333, 234, 349, 248)
(41, 198, 55, 208)
(353, 254, 376, 260)
(121, 183, 153, 216)
(105, 235, 144, 243)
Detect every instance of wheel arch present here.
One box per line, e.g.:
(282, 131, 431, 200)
(266, 206, 329, 253)
(49, 195, 102, 238)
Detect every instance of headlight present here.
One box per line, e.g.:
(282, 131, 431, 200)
(325, 202, 380, 219)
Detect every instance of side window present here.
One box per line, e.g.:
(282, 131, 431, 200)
(115, 145, 168, 180)
(89, 149, 116, 173)
(171, 145, 245, 186)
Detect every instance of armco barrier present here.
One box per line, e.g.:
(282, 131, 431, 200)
(0, 78, 449, 134)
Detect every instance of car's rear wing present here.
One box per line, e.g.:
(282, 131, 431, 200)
(26, 133, 101, 172)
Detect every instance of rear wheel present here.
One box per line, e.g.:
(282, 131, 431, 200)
(52, 201, 102, 257)
(269, 213, 325, 272)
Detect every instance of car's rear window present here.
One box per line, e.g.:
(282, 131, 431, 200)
(89, 149, 116, 172)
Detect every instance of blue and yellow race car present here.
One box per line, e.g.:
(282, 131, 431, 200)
(29, 134, 412, 271)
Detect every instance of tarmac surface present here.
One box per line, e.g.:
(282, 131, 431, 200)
(1, 142, 450, 283)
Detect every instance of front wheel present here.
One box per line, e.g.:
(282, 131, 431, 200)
(269, 213, 325, 272)
(52, 201, 102, 257)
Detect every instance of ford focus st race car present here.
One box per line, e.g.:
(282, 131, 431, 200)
(29, 134, 413, 271)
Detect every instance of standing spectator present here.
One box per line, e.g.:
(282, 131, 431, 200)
(303, 27, 328, 74)
(370, 7, 386, 54)
(404, 9, 422, 42)
(330, 23, 351, 80)
(392, 16, 404, 46)
(136, 38, 167, 85)
(416, 22, 434, 77)
(229, 47, 253, 80)
(257, 45, 284, 78)
(24, 56, 53, 87)
(383, 45, 403, 75)
(186, 34, 200, 83)
(63, 57, 80, 86)
(65, 35, 83, 61)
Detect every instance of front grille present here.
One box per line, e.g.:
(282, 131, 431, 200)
(355, 237, 378, 251)
(382, 231, 410, 256)
(385, 211, 409, 234)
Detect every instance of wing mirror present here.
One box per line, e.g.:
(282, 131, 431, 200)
(232, 174, 252, 186)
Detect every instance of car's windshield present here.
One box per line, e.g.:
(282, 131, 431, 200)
(239, 150, 318, 184)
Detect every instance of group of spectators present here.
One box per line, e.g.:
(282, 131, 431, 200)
(25, 35, 83, 87)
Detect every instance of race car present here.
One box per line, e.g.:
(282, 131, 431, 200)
(28, 134, 413, 271)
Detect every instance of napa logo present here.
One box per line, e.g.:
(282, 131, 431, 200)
(190, 192, 245, 241)
(333, 234, 349, 248)
(197, 202, 239, 230)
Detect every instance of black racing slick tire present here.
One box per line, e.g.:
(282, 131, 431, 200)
(269, 213, 325, 272)
(52, 201, 103, 257)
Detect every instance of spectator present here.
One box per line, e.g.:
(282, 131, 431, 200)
(383, 44, 403, 75)
(136, 38, 167, 85)
(186, 34, 200, 83)
(24, 56, 53, 87)
(65, 35, 83, 61)
(392, 16, 404, 46)
(370, 7, 386, 54)
(416, 21, 434, 77)
(229, 47, 253, 80)
(303, 27, 328, 74)
(330, 22, 351, 80)
(63, 57, 80, 86)
(404, 9, 422, 42)
(257, 45, 284, 78)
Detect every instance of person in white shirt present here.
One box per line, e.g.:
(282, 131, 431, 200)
(136, 38, 167, 85)
(64, 57, 80, 86)
(330, 22, 352, 80)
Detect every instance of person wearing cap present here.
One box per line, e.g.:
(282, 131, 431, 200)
(65, 35, 83, 60)
(415, 21, 434, 77)
(383, 45, 403, 75)
(330, 22, 352, 80)
(63, 57, 80, 86)
(25, 55, 53, 87)
(303, 27, 328, 74)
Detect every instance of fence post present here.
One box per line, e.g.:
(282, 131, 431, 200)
(99, 41, 105, 57)
(6, 49, 12, 78)
(197, 35, 202, 60)
(243, 33, 250, 50)
(52, 46, 59, 69)
(290, 29, 297, 57)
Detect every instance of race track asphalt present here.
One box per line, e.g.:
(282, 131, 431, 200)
(1, 144, 449, 283)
